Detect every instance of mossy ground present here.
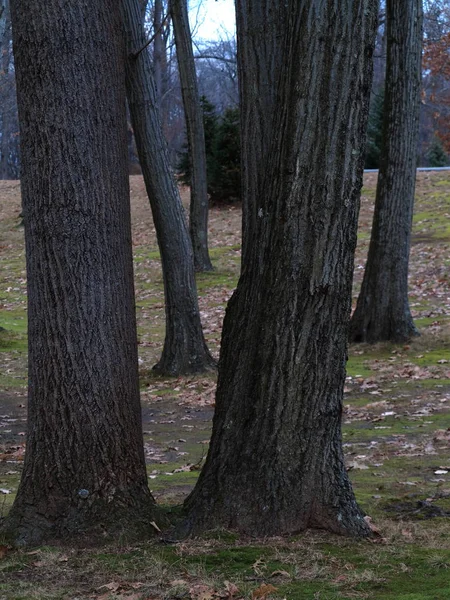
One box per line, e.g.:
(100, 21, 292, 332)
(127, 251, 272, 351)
(0, 173, 449, 598)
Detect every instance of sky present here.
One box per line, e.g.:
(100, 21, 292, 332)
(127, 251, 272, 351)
(189, 0, 236, 41)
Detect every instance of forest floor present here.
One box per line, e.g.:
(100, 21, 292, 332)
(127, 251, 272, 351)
(0, 172, 449, 599)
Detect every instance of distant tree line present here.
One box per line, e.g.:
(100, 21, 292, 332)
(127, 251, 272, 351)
(2, 0, 449, 181)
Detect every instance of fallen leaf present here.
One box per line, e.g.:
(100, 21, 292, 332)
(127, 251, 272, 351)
(270, 570, 291, 578)
(222, 581, 239, 597)
(170, 579, 188, 587)
(364, 515, 383, 538)
(98, 582, 121, 592)
(54, 557, 68, 566)
(189, 584, 216, 600)
(402, 529, 413, 539)
(251, 584, 278, 599)
(252, 557, 267, 576)
(130, 582, 145, 589)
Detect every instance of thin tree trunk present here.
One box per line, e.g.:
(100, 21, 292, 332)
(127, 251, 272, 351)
(349, 0, 423, 343)
(152, 0, 169, 132)
(153, 0, 164, 104)
(4, 0, 155, 545)
(122, 0, 215, 375)
(171, 0, 213, 272)
(179, 0, 378, 538)
(0, 0, 11, 179)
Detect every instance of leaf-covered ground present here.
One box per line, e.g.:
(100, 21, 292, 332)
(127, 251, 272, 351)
(0, 173, 449, 599)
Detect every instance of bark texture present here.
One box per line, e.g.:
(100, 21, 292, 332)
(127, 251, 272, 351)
(349, 0, 423, 343)
(235, 0, 286, 265)
(171, 0, 213, 272)
(122, 0, 215, 375)
(180, 0, 378, 538)
(4, 0, 155, 546)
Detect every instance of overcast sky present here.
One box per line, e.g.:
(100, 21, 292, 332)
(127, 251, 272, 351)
(190, 0, 236, 41)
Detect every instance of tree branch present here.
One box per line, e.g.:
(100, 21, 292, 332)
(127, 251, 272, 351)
(131, 10, 170, 59)
(193, 53, 236, 64)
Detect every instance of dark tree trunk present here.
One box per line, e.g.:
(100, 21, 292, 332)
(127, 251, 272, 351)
(153, 0, 165, 103)
(179, 0, 378, 538)
(4, 0, 155, 546)
(122, 0, 215, 375)
(0, 0, 12, 179)
(235, 1, 285, 265)
(171, 0, 213, 272)
(349, 0, 423, 344)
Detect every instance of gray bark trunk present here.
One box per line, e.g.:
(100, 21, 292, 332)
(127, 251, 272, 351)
(235, 1, 285, 265)
(349, 0, 423, 343)
(4, 0, 155, 545)
(179, 0, 378, 538)
(0, 0, 11, 179)
(122, 0, 215, 375)
(153, 0, 164, 104)
(171, 0, 213, 272)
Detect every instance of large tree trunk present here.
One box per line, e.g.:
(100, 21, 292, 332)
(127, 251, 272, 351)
(180, 0, 378, 538)
(349, 0, 423, 343)
(171, 0, 213, 272)
(235, 1, 285, 265)
(122, 0, 215, 375)
(4, 0, 155, 546)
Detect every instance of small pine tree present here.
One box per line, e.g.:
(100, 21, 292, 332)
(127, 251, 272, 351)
(209, 107, 240, 203)
(426, 136, 449, 167)
(365, 88, 384, 169)
(178, 98, 241, 203)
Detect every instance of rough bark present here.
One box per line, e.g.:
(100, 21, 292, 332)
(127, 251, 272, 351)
(235, 0, 286, 265)
(349, 0, 423, 343)
(122, 0, 215, 375)
(4, 0, 156, 546)
(171, 0, 213, 272)
(180, 0, 378, 538)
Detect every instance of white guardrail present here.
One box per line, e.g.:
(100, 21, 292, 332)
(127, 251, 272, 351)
(364, 167, 450, 172)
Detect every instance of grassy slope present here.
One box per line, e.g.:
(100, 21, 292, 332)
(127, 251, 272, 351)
(0, 173, 449, 599)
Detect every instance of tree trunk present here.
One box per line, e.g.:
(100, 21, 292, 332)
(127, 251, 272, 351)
(0, 0, 11, 179)
(171, 0, 213, 272)
(153, 0, 164, 103)
(4, 0, 155, 546)
(180, 0, 378, 538)
(122, 0, 215, 375)
(349, 0, 423, 344)
(235, 0, 285, 265)
(152, 0, 169, 133)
